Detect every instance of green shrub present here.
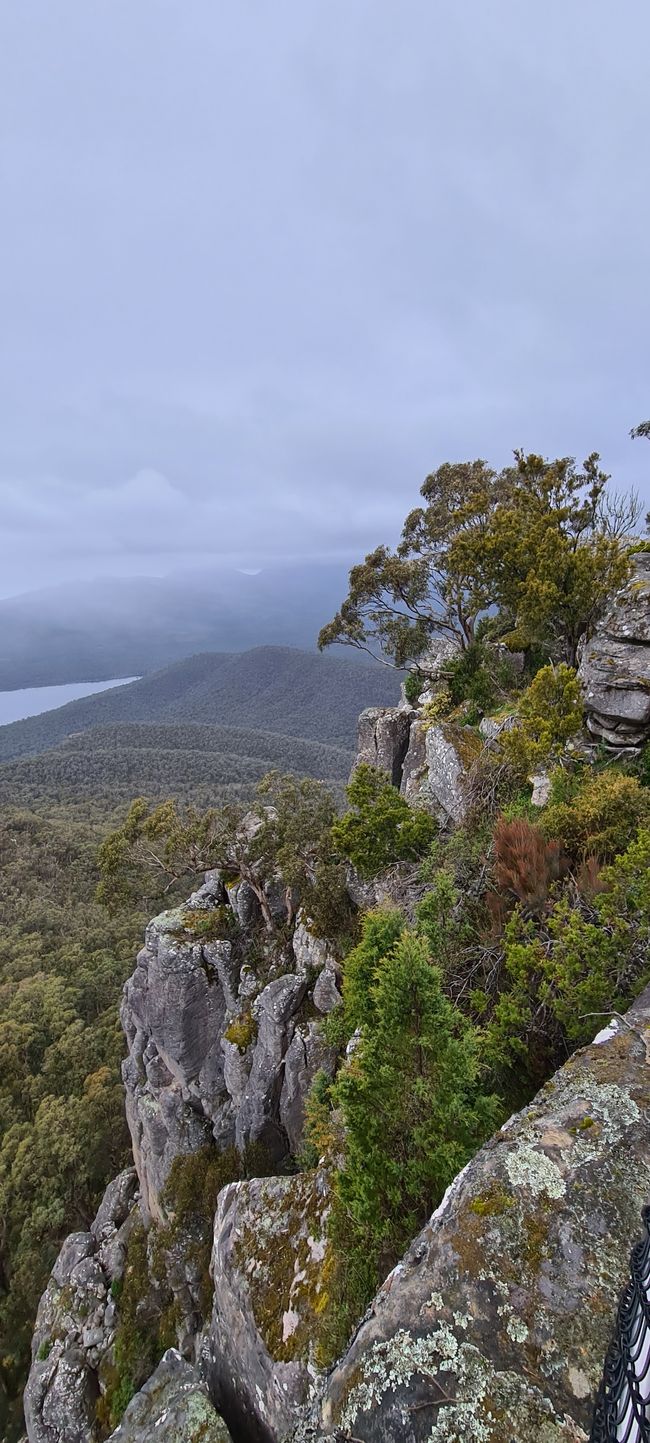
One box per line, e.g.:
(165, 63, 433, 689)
(178, 906, 235, 941)
(500, 664, 583, 777)
(224, 1010, 258, 1052)
(484, 828, 650, 1093)
(416, 867, 464, 969)
(635, 742, 650, 789)
(446, 641, 519, 716)
(404, 670, 423, 705)
(541, 768, 649, 862)
(339, 907, 405, 1035)
(299, 1069, 338, 1169)
(327, 931, 501, 1354)
(331, 765, 436, 879)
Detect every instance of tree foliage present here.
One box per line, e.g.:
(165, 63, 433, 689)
(331, 765, 436, 879)
(97, 771, 337, 928)
(0, 809, 143, 1440)
(319, 451, 633, 668)
(328, 931, 500, 1346)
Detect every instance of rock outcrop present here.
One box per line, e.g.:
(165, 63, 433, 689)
(106, 1351, 232, 1442)
(298, 986, 650, 1442)
(207, 1170, 331, 1443)
(353, 705, 414, 785)
(23, 1169, 138, 1443)
(400, 719, 481, 823)
(579, 551, 650, 749)
(121, 890, 337, 1221)
(352, 706, 481, 824)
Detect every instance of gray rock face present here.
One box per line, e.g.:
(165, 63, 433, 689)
(579, 552, 650, 748)
(401, 719, 481, 823)
(300, 988, 650, 1443)
(106, 1350, 232, 1442)
(207, 1170, 331, 1443)
(279, 1022, 338, 1154)
(353, 705, 414, 786)
(24, 1170, 138, 1443)
(121, 893, 337, 1218)
(312, 961, 342, 1015)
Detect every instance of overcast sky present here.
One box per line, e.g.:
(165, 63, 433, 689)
(1, 1, 649, 599)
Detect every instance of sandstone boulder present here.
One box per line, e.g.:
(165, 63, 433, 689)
(279, 1022, 338, 1155)
(401, 719, 481, 823)
(353, 705, 414, 786)
(121, 892, 337, 1217)
(24, 1170, 139, 1443)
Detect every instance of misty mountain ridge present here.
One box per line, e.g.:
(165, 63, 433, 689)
(0, 561, 353, 689)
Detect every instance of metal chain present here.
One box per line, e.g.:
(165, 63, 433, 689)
(591, 1205, 650, 1441)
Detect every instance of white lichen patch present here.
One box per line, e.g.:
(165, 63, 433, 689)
(505, 1144, 566, 1199)
(569, 1079, 640, 1153)
(339, 1325, 583, 1442)
(339, 1326, 460, 1430)
(282, 1309, 301, 1343)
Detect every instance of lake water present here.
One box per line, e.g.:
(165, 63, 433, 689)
(0, 678, 139, 727)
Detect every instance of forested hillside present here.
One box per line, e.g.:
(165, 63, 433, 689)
(0, 723, 350, 814)
(0, 647, 401, 763)
(0, 809, 146, 1437)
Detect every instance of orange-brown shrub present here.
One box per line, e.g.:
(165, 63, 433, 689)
(491, 817, 561, 918)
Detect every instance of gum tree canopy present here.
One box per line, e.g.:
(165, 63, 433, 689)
(319, 452, 636, 668)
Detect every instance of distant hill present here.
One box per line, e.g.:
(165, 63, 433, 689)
(0, 646, 401, 771)
(0, 722, 352, 813)
(0, 562, 352, 689)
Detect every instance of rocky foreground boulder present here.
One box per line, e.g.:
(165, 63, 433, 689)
(106, 1351, 232, 1442)
(579, 550, 650, 748)
(207, 1169, 331, 1443)
(294, 985, 650, 1442)
(353, 708, 480, 824)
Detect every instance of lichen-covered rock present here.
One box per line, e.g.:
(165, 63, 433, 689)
(530, 768, 552, 807)
(401, 720, 481, 823)
(353, 706, 414, 786)
(233, 974, 307, 1157)
(303, 987, 650, 1442)
(207, 1170, 332, 1443)
(121, 890, 338, 1217)
(292, 915, 333, 976)
(478, 711, 517, 742)
(24, 1170, 139, 1443)
(279, 1022, 338, 1154)
(579, 552, 650, 749)
(106, 1350, 232, 1442)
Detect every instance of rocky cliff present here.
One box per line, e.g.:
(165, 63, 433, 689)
(578, 551, 650, 750)
(23, 576, 650, 1443)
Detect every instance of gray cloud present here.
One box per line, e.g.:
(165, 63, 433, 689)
(1, 0, 649, 597)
